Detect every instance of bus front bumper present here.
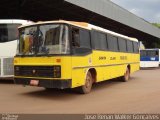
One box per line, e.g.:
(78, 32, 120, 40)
(14, 78, 72, 89)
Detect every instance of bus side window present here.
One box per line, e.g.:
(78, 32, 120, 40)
(127, 41, 134, 53)
(91, 30, 107, 50)
(72, 28, 80, 47)
(118, 38, 127, 52)
(133, 42, 139, 53)
(107, 34, 119, 52)
(156, 51, 158, 56)
(79, 29, 91, 49)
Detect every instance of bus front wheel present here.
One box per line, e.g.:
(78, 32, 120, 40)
(121, 67, 130, 82)
(78, 71, 93, 94)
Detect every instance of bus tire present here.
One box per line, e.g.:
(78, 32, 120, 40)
(121, 67, 130, 82)
(78, 71, 93, 94)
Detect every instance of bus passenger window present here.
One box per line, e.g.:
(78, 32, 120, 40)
(72, 28, 80, 47)
(108, 34, 119, 52)
(156, 51, 158, 56)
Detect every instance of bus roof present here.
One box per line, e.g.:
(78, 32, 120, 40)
(19, 20, 90, 30)
(141, 49, 160, 51)
(88, 24, 138, 42)
(0, 19, 33, 25)
(19, 20, 138, 42)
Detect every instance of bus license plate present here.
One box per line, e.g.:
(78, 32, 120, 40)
(30, 80, 39, 86)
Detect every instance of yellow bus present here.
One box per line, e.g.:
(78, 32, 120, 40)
(14, 20, 140, 94)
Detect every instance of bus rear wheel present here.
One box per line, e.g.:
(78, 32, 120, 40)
(78, 71, 93, 94)
(121, 67, 130, 82)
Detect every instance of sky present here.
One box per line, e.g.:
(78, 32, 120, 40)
(110, 0, 160, 23)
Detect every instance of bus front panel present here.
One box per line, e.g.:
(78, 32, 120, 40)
(14, 56, 72, 89)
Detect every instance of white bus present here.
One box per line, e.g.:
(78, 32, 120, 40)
(0, 20, 32, 79)
(140, 49, 160, 68)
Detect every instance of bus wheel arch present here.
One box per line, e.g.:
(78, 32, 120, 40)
(89, 68, 97, 83)
(77, 68, 96, 94)
(127, 64, 131, 73)
(77, 70, 93, 94)
(121, 64, 131, 82)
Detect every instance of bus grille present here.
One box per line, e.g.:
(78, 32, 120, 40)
(3, 58, 14, 76)
(14, 66, 55, 78)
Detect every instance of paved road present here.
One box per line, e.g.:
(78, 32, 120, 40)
(0, 68, 160, 114)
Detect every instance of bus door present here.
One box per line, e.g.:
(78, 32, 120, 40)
(71, 27, 92, 87)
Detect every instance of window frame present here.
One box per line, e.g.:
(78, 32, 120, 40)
(91, 30, 108, 51)
(127, 40, 134, 53)
(17, 23, 72, 57)
(118, 37, 127, 53)
(0, 23, 21, 43)
(70, 26, 92, 56)
(133, 41, 139, 53)
(107, 34, 119, 52)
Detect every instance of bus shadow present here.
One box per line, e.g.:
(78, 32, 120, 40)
(20, 77, 137, 100)
(92, 78, 128, 91)
(20, 88, 79, 101)
(0, 79, 14, 84)
(140, 67, 160, 70)
(21, 77, 135, 101)
(93, 77, 139, 92)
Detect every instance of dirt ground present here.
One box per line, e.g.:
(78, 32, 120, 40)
(0, 68, 160, 114)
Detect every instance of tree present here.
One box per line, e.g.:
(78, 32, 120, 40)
(152, 23, 160, 28)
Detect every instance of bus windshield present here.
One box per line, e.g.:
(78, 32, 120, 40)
(140, 50, 159, 57)
(0, 24, 20, 43)
(18, 24, 70, 55)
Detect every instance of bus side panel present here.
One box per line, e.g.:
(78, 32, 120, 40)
(71, 51, 139, 88)
(60, 57, 72, 80)
(131, 63, 140, 73)
(92, 51, 121, 82)
(130, 54, 140, 73)
(92, 51, 139, 82)
(71, 69, 86, 88)
(71, 54, 93, 88)
(90, 51, 107, 82)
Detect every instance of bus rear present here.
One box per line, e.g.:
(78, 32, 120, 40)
(0, 20, 32, 79)
(140, 49, 159, 68)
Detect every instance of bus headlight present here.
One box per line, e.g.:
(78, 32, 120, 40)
(54, 66, 61, 78)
